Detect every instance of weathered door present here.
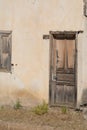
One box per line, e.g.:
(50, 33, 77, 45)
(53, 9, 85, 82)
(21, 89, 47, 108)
(49, 32, 77, 107)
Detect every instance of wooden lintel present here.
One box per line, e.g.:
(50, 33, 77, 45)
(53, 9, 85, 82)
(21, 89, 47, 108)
(50, 31, 83, 35)
(43, 31, 83, 40)
(0, 30, 12, 35)
(43, 35, 49, 39)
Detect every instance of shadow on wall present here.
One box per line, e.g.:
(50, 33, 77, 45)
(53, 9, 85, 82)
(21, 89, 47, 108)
(81, 89, 87, 106)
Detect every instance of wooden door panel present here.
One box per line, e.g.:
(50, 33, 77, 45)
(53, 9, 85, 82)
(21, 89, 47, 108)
(56, 85, 75, 104)
(64, 85, 75, 103)
(66, 40, 75, 68)
(56, 85, 64, 103)
(56, 40, 65, 69)
(50, 33, 76, 107)
(56, 40, 75, 70)
(56, 81, 75, 86)
(56, 73, 74, 82)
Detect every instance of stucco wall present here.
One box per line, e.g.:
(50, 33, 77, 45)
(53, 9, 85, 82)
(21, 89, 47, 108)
(77, 16, 87, 107)
(0, 0, 84, 107)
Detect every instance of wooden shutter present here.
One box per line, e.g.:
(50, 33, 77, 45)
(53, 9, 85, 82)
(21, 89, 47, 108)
(84, 0, 87, 17)
(0, 36, 2, 68)
(0, 34, 11, 72)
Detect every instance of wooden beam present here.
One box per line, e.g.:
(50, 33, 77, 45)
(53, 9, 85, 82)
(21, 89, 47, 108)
(50, 31, 83, 34)
(43, 35, 49, 39)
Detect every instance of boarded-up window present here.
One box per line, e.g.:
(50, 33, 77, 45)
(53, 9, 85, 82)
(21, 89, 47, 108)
(0, 31, 12, 72)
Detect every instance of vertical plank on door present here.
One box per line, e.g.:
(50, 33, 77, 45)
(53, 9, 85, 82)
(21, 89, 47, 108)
(49, 33, 56, 105)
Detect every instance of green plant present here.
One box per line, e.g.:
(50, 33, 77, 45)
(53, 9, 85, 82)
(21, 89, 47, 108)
(13, 99, 22, 110)
(0, 105, 4, 110)
(61, 106, 67, 114)
(32, 101, 48, 115)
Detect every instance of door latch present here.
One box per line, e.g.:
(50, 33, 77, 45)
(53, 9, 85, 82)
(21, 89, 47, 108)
(52, 73, 57, 81)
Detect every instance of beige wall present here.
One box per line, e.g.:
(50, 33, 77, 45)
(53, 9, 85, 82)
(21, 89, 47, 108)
(77, 17, 87, 107)
(0, 0, 85, 107)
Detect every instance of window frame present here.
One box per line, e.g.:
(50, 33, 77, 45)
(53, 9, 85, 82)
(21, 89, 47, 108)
(0, 31, 12, 73)
(84, 0, 87, 17)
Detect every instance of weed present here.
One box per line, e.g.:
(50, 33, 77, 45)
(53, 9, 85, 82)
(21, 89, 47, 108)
(0, 105, 4, 110)
(32, 101, 48, 115)
(61, 106, 67, 114)
(13, 99, 22, 110)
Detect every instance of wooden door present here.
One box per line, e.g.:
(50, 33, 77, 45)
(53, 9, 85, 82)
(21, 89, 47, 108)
(49, 33, 77, 107)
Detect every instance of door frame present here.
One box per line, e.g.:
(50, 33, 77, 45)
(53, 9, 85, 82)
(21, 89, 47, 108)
(49, 31, 80, 108)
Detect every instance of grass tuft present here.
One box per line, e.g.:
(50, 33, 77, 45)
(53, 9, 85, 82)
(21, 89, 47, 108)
(32, 101, 48, 115)
(13, 99, 22, 110)
(61, 106, 67, 114)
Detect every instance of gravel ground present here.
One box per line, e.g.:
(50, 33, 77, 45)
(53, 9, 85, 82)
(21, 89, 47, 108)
(0, 107, 86, 130)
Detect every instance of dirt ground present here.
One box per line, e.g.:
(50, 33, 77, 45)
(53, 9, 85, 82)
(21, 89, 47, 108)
(0, 106, 86, 130)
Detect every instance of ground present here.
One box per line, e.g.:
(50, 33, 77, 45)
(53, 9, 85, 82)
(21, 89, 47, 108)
(0, 106, 86, 130)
